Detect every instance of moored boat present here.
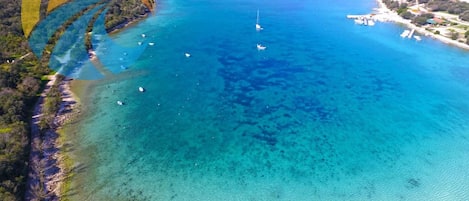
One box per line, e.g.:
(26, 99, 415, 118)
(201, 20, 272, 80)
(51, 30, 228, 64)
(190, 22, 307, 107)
(257, 44, 266, 50)
(256, 9, 263, 31)
(400, 30, 410, 38)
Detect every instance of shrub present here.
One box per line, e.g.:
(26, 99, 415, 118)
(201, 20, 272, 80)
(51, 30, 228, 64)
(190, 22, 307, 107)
(451, 32, 459, 40)
(412, 16, 429, 26)
(400, 11, 414, 19)
(460, 11, 469, 21)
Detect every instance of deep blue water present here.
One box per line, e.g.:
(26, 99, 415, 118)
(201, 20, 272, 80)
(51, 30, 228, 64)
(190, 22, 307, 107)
(69, 0, 469, 200)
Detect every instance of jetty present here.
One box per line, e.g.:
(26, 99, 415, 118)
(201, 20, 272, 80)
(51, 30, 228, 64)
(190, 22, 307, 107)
(346, 14, 373, 20)
(347, 14, 377, 26)
(408, 29, 415, 39)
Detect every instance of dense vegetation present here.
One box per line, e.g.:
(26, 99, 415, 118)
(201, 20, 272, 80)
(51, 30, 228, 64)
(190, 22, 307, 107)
(0, 1, 48, 200)
(0, 0, 152, 200)
(383, 0, 469, 44)
(105, 0, 154, 32)
(383, 0, 469, 23)
(426, 0, 469, 21)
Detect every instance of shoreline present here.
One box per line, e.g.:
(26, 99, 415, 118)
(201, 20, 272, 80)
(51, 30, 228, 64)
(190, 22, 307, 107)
(107, 12, 153, 35)
(25, 2, 156, 200)
(106, 0, 156, 34)
(25, 75, 80, 201)
(374, 0, 469, 51)
(55, 78, 93, 200)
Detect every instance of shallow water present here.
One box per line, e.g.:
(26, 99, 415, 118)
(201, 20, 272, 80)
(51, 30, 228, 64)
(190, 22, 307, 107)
(69, 0, 469, 200)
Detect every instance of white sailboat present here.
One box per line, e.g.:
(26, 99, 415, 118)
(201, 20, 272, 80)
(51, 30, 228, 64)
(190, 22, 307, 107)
(256, 9, 263, 31)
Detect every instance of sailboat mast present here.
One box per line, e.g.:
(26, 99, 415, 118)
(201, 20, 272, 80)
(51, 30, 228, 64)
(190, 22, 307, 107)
(257, 9, 259, 24)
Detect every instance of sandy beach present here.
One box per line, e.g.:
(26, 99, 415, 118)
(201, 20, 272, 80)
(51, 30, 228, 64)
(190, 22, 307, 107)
(25, 75, 81, 201)
(375, 0, 469, 51)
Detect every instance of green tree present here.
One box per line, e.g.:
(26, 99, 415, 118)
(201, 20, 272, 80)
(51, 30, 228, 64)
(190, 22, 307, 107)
(17, 77, 40, 97)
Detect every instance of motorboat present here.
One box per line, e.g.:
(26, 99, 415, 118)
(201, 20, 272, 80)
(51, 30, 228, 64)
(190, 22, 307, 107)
(257, 44, 266, 50)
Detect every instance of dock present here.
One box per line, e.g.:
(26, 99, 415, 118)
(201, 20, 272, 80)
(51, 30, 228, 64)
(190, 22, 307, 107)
(346, 14, 373, 20)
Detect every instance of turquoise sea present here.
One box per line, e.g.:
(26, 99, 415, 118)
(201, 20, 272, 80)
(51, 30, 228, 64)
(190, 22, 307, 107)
(68, 0, 469, 200)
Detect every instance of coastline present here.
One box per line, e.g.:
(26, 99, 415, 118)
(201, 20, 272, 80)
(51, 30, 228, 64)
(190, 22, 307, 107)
(375, 0, 469, 51)
(106, 0, 156, 34)
(108, 12, 153, 35)
(25, 75, 80, 201)
(25, 3, 156, 200)
(43, 77, 80, 200)
(55, 78, 93, 200)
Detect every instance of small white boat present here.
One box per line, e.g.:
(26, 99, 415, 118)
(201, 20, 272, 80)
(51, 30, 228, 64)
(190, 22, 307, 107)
(256, 9, 263, 31)
(139, 86, 145, 92)
(414, 35, 422, 41)
(256, 23, 263, 31)
(148, 42, 155, 46)
(366, 19, 375, 26)
(185, 53, 191, 58)
(257, 44, 266, 51)
(137, 41, 142, 45)
(400, 30, 410, 38)
(117, 100, 124, 105)
(141, 33, 146, 38)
